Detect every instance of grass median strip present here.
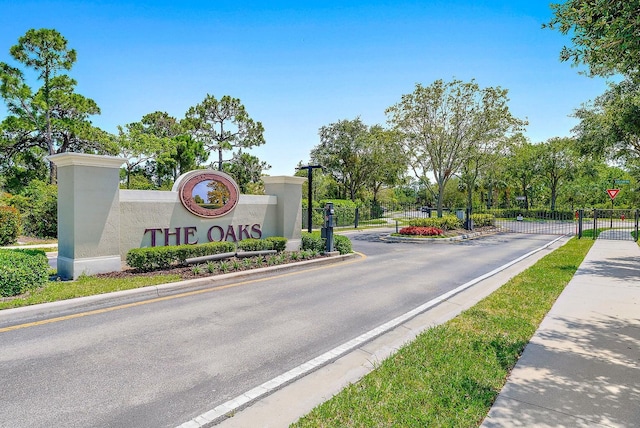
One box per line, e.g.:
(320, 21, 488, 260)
(0, 274, 182, 310)
(292, 237, 594, 427)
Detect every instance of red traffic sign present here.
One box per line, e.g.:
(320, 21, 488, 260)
(606, 189, 620, 200)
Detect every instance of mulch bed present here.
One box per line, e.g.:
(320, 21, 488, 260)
(92, 253, 330, 281)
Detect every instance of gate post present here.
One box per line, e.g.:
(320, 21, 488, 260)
(578, 209, 583, 239)
(636, 210, 639, 242)
(593, 209, 598, 240)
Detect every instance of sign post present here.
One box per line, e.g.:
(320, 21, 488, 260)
(607, 186, 621, 228)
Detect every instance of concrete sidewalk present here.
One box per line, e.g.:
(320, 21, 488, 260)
(482, 239, 640, 427)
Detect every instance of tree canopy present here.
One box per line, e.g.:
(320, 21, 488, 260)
(0, 28, 107, 183)
(310, 118, 406, 201)
(386, 79, 524, 216)
(545, 1, 640, 78)
(184, 95, 265, 171)
(573, 78, 640, 164)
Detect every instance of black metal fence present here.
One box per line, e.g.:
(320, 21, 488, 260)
(577, 209, 639, 241)
(301, 203, 639, 241)
(302, 202, 467, 230)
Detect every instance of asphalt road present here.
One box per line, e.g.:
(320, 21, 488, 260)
(0, 230, 562, 427)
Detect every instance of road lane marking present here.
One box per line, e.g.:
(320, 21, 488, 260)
(177, 236, 567, 428)
(0, 253, 365, 334)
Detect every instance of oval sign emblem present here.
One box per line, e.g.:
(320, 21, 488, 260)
(178, 171, 239, 218)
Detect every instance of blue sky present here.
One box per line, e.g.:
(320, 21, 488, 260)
(0, 1, 613, 176)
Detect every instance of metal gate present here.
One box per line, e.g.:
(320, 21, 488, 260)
(577, 209, 639, 241)
(493, 211, 576, 236)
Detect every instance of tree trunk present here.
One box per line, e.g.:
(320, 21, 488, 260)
(436, 180, 445, 217)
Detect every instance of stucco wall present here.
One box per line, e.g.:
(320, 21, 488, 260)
(119, 190, 278, 257)
(49, 153, 306, 278)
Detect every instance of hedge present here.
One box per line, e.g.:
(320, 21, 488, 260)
(470, 213, 495, 227)
(265, 236, 287, 252)
(318, 199, 358, 227)
(6, 181, 58, 238)
(301, 231, 352, 255)
(0, 249, 49, 297)
(237, 238, 274, 251)
(126, 241, 236, 271)
(484, 209, 574, 220)
(334, 235, 352, 254)
(409, 215, 462, 230)
(0, 206, 21, 246)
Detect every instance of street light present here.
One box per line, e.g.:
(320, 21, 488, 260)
(297, 165, 323, 233)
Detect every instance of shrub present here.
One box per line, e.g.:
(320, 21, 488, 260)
(301, 231, 352, 255)
(301, 231, 325, 253)
(398, 226, 444, 236)
(126, 241, 236, 271)
(470, 213, 495, 227)
(318, 199, 357, 227)
(409, 215, 462, 230)
(302, 199, 325, 228)
(17, 180, 58, 238)
(0, 206, 21, 246)
(0, 249, 49, 297)
(237, 238, 274, 252)
(334, 235, 353, 254)
(265, 236, 287, 252)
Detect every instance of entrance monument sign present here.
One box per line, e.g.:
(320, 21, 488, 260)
(48, 153, 305, 280)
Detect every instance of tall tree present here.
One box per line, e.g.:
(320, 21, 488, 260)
(155, 134, 208, 185)
(223, 151, 271, 194)
(118, 112, 181, 189)
(310, 118, 377, 201)
(545, 1, 640, 78)
(504, 141, 541, 210)
(573, 78, 640, 165)
(0, 28, 106, 183)
(386, 79, 524, 217)
(538, 137, 578, 211)
(365, 125, 408, 204)
(184, 95, 265, 170)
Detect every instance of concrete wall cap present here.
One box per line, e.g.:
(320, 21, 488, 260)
(47, 153, 125, 168)
(263, 176, 307, 185)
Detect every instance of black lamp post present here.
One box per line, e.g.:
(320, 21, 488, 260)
(297, 165, 323, 233)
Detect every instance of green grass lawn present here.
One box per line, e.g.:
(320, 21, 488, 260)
(0, 274, 182, 310)
(292, 237, 594, 428)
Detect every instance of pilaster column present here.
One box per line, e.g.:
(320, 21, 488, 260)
(263, 176, 306, 250)
(48, 153, 125, 279)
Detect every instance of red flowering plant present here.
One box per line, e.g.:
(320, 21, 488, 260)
(398, 226, 444, 236)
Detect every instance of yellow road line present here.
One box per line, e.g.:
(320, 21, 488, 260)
(0, 253, 366, 334)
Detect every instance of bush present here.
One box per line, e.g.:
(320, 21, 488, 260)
(318, 199, 358, 227)
(301, 231, 325, 253)
(5, 180, 58, 238)
(237, 238, 274, 252)
(0, 249, 49, 297)
(409, 215, 462, 230)
(126, 241, 236, 271)
(0, 206, 21, 246)
(302, 200, 325, 229)
(470, 213, 495, 227)
(301, 231, 352, 255)
(398, 226, 443, 236)
(334, 235, 353, 254)
(265, 236, 287, 252)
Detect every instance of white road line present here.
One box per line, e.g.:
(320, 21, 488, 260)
(177, 235, 566, 428)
